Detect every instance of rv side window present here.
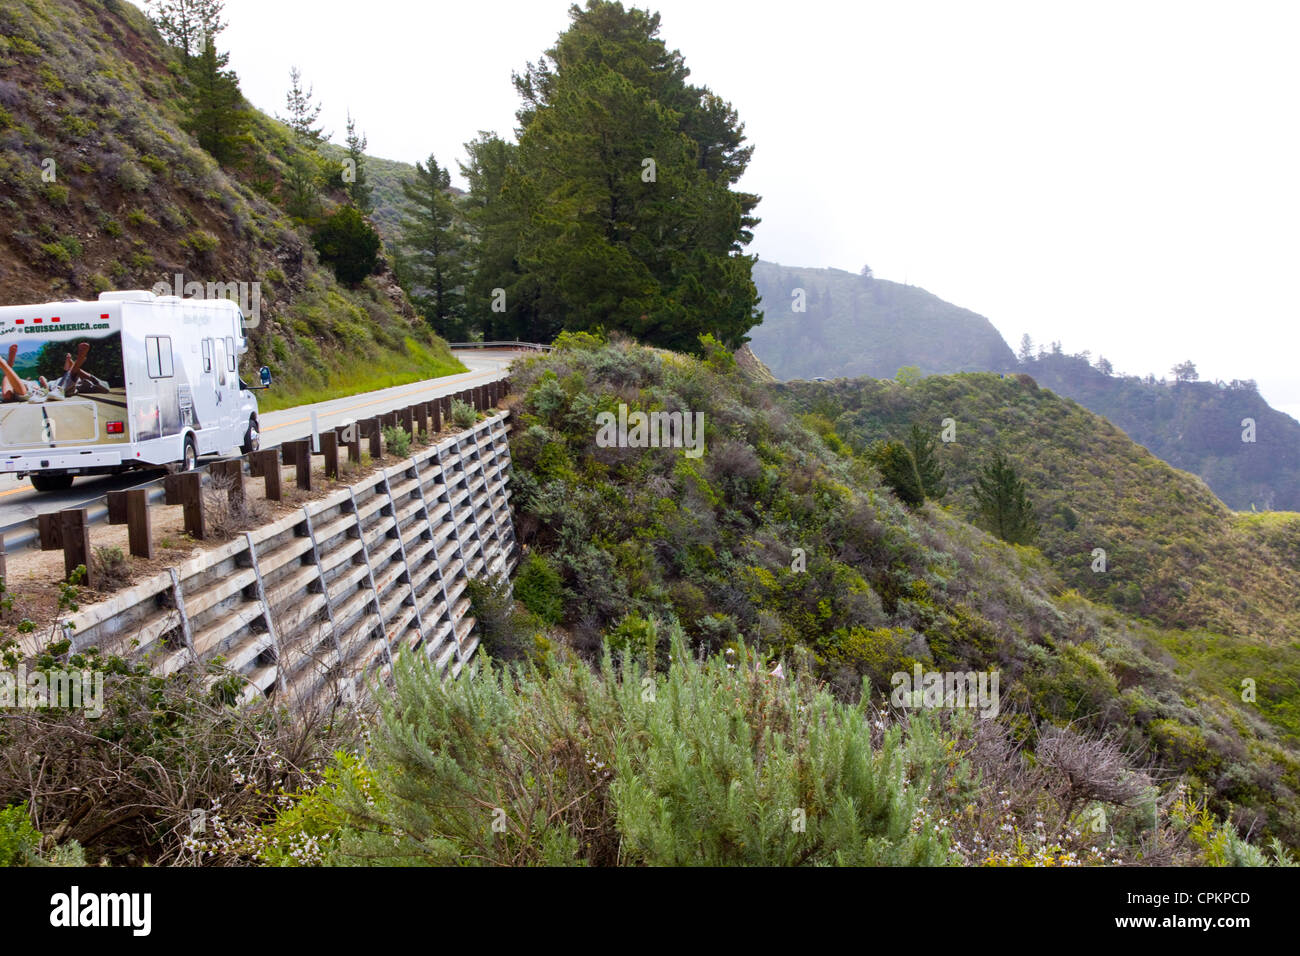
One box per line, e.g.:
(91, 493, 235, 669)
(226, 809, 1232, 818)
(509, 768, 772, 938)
(201, 339, 212, 373)
(146, 336, 174, 378)
(226, 336, 235, 372)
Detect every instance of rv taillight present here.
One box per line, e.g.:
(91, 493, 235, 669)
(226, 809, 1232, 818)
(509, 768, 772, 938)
(106, 421, 124, 434)
(14, 319, 22, 325)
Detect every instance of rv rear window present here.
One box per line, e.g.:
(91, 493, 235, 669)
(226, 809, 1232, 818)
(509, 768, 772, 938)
(226, 336, 236, 371)
(201, 339, 212, 373)
(147, 336, 174, 378)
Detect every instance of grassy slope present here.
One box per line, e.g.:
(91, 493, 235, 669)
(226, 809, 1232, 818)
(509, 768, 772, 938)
(748, 261, 1018, 381)
(0, 0, 463, 413)
(778, 373, 1300, 645)
(505, 338, 1300, 848)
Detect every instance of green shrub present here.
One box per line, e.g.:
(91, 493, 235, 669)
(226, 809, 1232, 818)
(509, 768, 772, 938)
(285, 631, 952, 866)
(450, 399, 477, 429)
(464, 573, 541, 663)
(551, 329, 606, 351)
(311, 206, 381, 286)
(868, 439, 925, 508)
(513, 553, 564, 626)
(0, 802, 84, 867)
(125, 207, 157, 228)
(381, 425, 411, 459)
(0, 803, 40, 866)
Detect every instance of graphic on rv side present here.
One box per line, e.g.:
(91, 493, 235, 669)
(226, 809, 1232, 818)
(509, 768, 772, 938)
(0, 329, 129, 448)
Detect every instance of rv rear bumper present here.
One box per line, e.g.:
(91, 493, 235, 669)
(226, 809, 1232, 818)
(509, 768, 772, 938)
(1, 448, 125, 475)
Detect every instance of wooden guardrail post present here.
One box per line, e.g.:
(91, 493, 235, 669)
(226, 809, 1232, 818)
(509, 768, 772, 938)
(430, 398, 442, 433)
(368, 417, 383, 460)
(38, 514, 62, 551)
(163, 473, 185, 505)
(254, 449, 281, 501)
(107, 490, 129, 525)
(179, 472, 205, 539)
(401, 405, 415, 441)
(414, 402, 428, 438)
(343, 422, 361, 464)
(210, 459, 245, 508)
(60, 508, 91, 585)
(281, 439, 312, 491)
(321, 430, 339, 479)
(126, 488, 152, 559)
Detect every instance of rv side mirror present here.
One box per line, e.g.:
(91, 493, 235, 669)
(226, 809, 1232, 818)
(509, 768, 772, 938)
(259, 366, 272, 387)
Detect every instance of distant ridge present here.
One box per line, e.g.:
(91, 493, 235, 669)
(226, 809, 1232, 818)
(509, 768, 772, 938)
(748, 260, 1017, 381)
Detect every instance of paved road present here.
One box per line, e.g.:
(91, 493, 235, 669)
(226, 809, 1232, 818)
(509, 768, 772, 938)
(0, 349, 524, 525)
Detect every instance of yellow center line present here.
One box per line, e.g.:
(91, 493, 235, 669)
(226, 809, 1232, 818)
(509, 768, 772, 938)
(263, 366, 507, 432)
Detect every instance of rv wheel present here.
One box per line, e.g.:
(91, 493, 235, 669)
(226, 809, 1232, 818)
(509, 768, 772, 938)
(242, 417, 260, 455)
(30, 474, 75, 493)
(181, 435, 198, 472)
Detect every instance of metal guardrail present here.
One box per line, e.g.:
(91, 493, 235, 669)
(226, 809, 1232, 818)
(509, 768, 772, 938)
(2, 471, 179, 555)
(0, 369, 517, 558)
(448, 341, 553, 352)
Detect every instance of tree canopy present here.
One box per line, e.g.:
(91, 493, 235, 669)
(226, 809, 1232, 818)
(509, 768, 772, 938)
(468, 0, 761, 352)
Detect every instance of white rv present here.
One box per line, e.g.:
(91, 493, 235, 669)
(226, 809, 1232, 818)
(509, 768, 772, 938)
(0, 290, 265, 491)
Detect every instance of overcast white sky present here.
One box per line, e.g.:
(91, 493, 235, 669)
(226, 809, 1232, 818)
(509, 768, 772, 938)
(149, 0, 1300, 419)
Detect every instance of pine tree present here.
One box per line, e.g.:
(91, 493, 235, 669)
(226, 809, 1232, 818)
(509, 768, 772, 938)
(278, 68, 328, 223)
(398, 154, 469, 339)
(493, 0, 760, 351)
(1017, 333, 1035, 363)
(342, 112, 373, 214)
(973, 451, 1039, 545)
(181, 25, 246, 165)
(459, 132, 537, 340)
(907, 422, 947, 500)
(149, 0, 225, 64)
(280, 67, 327, 146)
(869, 440, 925, 508)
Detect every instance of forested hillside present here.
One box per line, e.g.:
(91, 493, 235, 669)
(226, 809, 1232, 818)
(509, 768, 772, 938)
(748, 261, 1017, 380)
(1021, 351, 1300, 512)
(0, 0, 462, 410)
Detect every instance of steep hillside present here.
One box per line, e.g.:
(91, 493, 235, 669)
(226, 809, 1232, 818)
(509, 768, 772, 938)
(779, 374, 1300, 647)
(0, 0, 463, 411)
(1022, 352, 1300, 512)
(748, 260, 1017, 380)
(497, 335, 1300, 849)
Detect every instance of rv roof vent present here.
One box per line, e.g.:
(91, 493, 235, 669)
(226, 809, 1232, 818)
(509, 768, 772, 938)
(97, 290, 158, 302)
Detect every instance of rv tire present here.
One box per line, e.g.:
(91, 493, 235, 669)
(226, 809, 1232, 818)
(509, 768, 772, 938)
(181, 435, 198, 472)
(30, 474, 75, 493)
(242, 417, 260, 455)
